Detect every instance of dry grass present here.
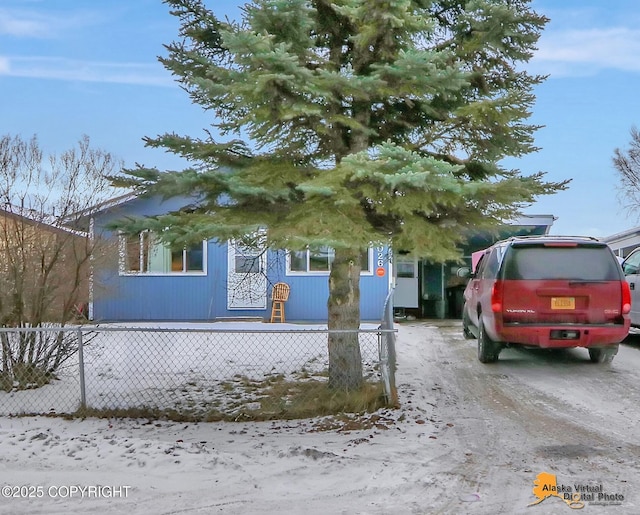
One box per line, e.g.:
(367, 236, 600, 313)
(71, 377, 388, 424)
(0, 364, 56, 392)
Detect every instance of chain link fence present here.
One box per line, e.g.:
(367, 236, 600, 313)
(379, 288, 398, 405)
(0, 319, 397, 420)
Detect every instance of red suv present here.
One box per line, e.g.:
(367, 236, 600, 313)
(462, 236, 631, 364)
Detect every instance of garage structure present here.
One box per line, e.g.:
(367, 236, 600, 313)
(392, 215, 556, 320)
(604, 227, 640, 259)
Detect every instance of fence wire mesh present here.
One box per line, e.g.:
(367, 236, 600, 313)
(0, 324, 397, 420)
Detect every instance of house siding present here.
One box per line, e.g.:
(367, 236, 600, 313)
(92, 196, 390, 322)
(280, 273, 390, 321)
(0, 208, 90, 323)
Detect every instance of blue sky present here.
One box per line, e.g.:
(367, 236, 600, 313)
(1, 0, 640, 237)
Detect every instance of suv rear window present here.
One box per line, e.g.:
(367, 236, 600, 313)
(502, 245, 620, 281)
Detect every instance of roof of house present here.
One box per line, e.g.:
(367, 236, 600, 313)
(602, 226, 640, 244)
(0, 203, 88, 237)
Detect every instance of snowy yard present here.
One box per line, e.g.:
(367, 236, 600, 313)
(1, 322, 385, 418)
(0, 322, 422, 515)
(3, 322, 640, 514)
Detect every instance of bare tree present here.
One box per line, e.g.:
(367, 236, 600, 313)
(0, 134, 121, 390)
(613, 126, 640, 217)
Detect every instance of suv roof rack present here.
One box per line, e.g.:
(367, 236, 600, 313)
(503, 235, 602, 243)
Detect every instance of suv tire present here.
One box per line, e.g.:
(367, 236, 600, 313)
(588, 345, 619, 364)
(478, 317, 501, 363)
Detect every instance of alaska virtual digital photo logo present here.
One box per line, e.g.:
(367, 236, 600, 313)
(528, 472, 625, 509)
(529, 472, 584, 509)
(529, 472, 624, 510)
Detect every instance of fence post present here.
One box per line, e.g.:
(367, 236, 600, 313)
(386, 293, 398, 407)
(77, 328, 86, 409)
(379, 288, 398, 406)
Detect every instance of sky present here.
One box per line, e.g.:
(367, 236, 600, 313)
(2, 0, 640, 238)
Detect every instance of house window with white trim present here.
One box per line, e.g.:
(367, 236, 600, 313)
(234, 242, 262, 273)
(119, 231, 206, 274)
(287, 246, 372, 275)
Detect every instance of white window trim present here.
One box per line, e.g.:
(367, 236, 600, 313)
(118, 233, 208, 276)
(286, 247, 374, 276)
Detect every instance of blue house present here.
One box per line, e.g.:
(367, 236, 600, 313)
(88, 194, 392, 322)
(87, 194, 554, 322)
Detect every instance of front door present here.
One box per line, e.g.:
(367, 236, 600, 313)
(227, 239, 267, 309)
(394, 256, 419, 308)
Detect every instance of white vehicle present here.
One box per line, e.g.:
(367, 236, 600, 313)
(621, 248, 640, 326)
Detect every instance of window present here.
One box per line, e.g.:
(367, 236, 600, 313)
(503, 246, 620, 281)
(120, 232, 206, 275)
(482, 247, 502, 279)
(234, 243, 262, 274)
(287, 247, 372, 274)
(396, 260, 415, 278)
(623, 249, 640, 276)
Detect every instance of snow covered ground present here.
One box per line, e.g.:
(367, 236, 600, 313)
(2, 321, 638, 514)
(1, 322, 383, 417)
(0, 322, 440, 515)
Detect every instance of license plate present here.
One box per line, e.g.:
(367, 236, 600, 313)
(551, 297, 575, 310)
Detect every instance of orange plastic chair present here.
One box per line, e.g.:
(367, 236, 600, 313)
(270, 282, 290, 323)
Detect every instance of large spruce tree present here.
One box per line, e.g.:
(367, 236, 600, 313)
(115, 0, 567, 390)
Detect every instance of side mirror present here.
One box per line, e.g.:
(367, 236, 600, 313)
(456, 267, 471, 278)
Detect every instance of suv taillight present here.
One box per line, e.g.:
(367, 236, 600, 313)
(622, 281, 631, 315)
(491, 281, 503, 313)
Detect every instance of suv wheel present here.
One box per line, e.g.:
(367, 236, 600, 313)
(478, 317, 501, 363)
(588, 345, 619, 364)
(462, 306, 474, 339)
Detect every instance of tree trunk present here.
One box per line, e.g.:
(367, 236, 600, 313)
(327, 248, 363, 390)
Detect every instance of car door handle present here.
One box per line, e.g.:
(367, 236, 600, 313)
(631, 282, 635, 290)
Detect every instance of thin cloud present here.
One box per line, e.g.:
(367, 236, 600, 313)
(0, 7, 101, 38)
(531, 27, 640, 77)
(0, 9, 50, 37)
(0, 56, 174, 87)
